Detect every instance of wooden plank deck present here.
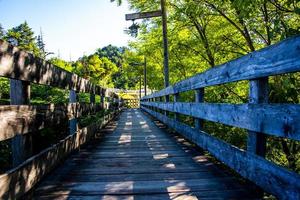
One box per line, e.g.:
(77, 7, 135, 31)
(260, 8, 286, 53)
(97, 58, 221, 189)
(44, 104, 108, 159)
(30, 109, 260, 200)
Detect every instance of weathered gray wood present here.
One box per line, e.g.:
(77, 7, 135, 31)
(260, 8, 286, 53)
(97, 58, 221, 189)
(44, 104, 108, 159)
(161, 0, 169, 88)
(174, 93, 179, 121)
(142, 35, 300, 99)
(0, 111, 119, 200)
(195, 88, 204, 130)
(144, 57, 147, 96)
(34, 178, 245, 195)
(0, 103, 102, 142)
(69, 90, 77, 135)
(32, 109, 258, 200)
(125, 10, 162, 21)
(33, 189, 259, 200)
(141, 106, 300, 200)
(141, 102, 300, 141)
(247, 78, 268, 156)
(0, 39, 102, 94)
(10, 79, 32, 167)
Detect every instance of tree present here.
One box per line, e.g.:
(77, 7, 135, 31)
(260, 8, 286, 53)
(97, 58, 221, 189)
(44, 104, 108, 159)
(4, 22, 40, 55)
(0, 24, 5, 39)
(116, 0, 300, 173)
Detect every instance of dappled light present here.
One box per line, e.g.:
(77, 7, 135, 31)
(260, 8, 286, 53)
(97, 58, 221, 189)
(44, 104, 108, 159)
(0, 0, 299, 198)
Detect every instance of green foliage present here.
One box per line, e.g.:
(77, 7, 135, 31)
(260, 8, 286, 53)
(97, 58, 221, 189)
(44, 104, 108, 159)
(50, 58, 74, 72)
(118, 0, 300, 173)
(0, 78, 10, 104)
(4, 22, 41, 56)
(73, 54, 119, 87)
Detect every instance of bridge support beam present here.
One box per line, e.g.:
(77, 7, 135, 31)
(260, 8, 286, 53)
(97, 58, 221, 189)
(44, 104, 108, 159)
(10, 79, 33, 167)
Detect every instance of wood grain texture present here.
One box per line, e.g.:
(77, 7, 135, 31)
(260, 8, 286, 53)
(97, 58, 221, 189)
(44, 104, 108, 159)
(0, 39, 102, 94)
(141, 106, 300, 200)
(142, 35, 300, 99)
(141, 102, 300, 141)
(31, 109, 259, 200)
(0, 103, 102, 142)
(0, 111, 118, 200)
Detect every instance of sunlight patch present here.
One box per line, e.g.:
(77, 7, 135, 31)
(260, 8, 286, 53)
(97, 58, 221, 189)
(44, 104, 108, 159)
(153, 153, 169, 160)
(118, 134, 132, 144)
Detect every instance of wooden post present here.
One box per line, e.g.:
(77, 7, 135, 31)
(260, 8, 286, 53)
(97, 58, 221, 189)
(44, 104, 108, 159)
(195, 88, 204, 130)
(174, 93, 179, 121)
(139, 75, 142, 100)
(10, 79, 32, 167)
(90, 93, 95, 104)
(161, 0, 169, 88)
(69, 90, 77, 135)
(247, 78, 268, 156)
(101, 95, 105, 109)
(144, 57, 147, 96)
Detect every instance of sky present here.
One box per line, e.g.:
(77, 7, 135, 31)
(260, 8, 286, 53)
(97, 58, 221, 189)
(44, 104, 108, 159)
(0, 0, 134, 61)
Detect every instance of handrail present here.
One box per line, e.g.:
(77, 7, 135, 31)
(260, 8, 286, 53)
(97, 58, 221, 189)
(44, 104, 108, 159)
(0, 39, 124, 199)
(142, 35, 300, 100)
(141, 35, 300, 200)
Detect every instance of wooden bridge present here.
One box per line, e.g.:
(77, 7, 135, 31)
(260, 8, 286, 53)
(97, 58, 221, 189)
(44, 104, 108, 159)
(0, 36, 300, 200)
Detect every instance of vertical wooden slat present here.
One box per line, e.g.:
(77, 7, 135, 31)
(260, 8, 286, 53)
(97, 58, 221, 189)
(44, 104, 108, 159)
(247, 78, 268, 156)
(69, 90, 77, 135)
(174, 93, 179, 121)
(195, 88, 204, 130)
(10, 79, 32, 167)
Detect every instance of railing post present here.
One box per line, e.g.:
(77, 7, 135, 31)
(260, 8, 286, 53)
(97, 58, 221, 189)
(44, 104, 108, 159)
(90, 93, 95, 104)
(159, 96, 163, 114)
(69, 90, 78, 135)
(164, 95, 169, 116)
(247, 78, 268, 156)
(10, 79, 32, 167)
(174, 93, 179, 121)
(195, 88, 204, 130)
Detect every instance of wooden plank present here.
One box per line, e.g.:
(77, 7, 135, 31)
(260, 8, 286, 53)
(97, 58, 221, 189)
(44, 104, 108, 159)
(141, 106, 300, 200)
(141, 102, 300, 141)
(125, 10, 162, 21)
(142, 36, 300, 99)
(41, 171, 226, 183)
(0, 39, 102, 94)
(33, 189, 259, 200)
(0, 111, 119, 199)
(0, 103, 102, 142)
(34, 178, 245, 195)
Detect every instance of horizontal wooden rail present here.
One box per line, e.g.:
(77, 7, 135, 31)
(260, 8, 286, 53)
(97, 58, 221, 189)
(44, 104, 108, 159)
(0, 110, 119, 199)
(143, 36, 300, 99)
(141, 36, 300, 199)
(141, 106, 300, 200)
(0, 103, 102, 142)
(141, 102, 300, 141)
(0, 39, 103, 94)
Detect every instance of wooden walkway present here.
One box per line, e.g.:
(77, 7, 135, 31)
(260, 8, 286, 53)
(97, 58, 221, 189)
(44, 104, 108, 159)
(31, 109, 259, 200)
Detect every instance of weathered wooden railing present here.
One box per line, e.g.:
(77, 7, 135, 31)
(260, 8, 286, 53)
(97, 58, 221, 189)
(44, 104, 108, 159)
(141, 36, 300, 200)
(0, 39, 123, 199)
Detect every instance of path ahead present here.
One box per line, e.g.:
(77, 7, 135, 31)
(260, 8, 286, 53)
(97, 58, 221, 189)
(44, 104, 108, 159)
(32, 109, 259, 199)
